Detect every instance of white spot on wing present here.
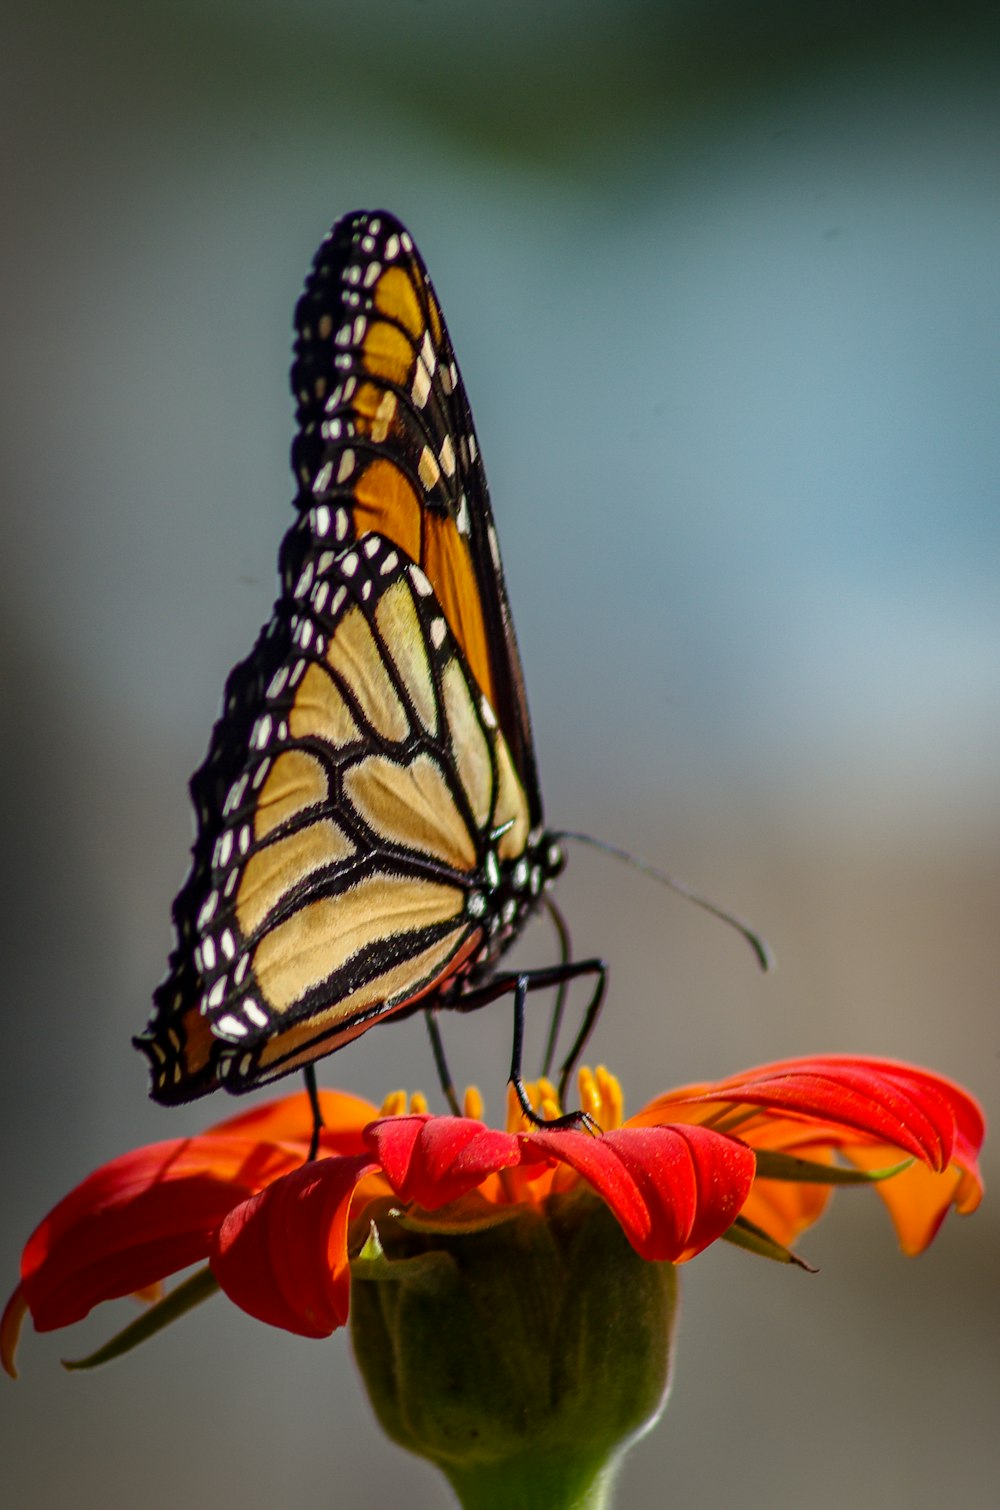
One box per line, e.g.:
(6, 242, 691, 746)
(244, 1000, 269, 1029)
(216, 1014, 249, 1041)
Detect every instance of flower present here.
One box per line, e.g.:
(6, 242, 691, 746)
(2, 1054, 983, 1379)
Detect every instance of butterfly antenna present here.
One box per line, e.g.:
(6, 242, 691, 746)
(540, 897, 572, 1080)
(554, 831, 775, 972)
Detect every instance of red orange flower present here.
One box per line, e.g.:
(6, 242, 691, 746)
(2, 1056, 984, 1376)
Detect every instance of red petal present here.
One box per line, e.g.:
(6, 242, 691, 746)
(212, 1154, 377, 1336)
(523, 1125, 755, 1261)
(644, 1056, 985, 1173)
(366, 1116, 522, 1209)
(17, 1135, 300, 1333)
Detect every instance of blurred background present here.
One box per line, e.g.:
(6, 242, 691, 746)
(2, 2, 997, 1505)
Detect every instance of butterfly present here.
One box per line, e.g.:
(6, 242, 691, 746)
(135, 210, 602, 1108)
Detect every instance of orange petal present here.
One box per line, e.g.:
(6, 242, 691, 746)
(1, 1286, 28, 1379)
(842, 1143, 984, 1255)
(208, 1087, 378, 1153)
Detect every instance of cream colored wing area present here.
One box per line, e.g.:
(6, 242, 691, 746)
(374, 579, 438, 736)
(236, 818, 356, 937)
(254, 924, 471, 1075)
(326, 605, 410, 741)
(441, 658, 492, 830)
(343, 751, 476, 872)
(253, 749, 329, 840)
(252, 871, 465, 1013)
(493, 729, 531, 861)
(289, 663, 361, 748)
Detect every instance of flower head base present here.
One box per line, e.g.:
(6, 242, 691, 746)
(3, 1055, 983, 1382)
(350, 1187, 679, 1505)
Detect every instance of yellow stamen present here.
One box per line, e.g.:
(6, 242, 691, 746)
(534, 1076, 559, 1109)
(506, 1080, 547, 1132)
(595, 1066, 624, 1129)
(463, 1085, 484, 1121)
(378, 1090, 408, 1118)
(505, 1081, 526, 1132)
(578, 1067, 601, 1122)
(538, 1094, 562, 1122)
(409, 1091, 429, 1116)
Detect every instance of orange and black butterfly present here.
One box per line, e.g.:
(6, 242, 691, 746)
(135, 210, 601, 1108)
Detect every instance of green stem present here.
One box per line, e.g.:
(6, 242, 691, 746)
(442, 1452, 620, 1510)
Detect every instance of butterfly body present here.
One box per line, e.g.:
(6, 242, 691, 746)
(136, 211, 565, 1103)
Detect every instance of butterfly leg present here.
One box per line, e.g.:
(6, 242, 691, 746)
(424, 1007, 463, 1116)
(458, 958, 607, 1130)
(304, 1063, 325, 1161)
(540, 897, 572, 1080)
(552, 962, 607, 1111)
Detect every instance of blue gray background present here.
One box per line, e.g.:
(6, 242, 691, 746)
(2, 3, 998, 1506)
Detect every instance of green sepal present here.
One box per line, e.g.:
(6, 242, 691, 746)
(722, 1215, 817, 1271)
(62, 1266, 220, 1371)
(393, 1191, 527, 1237)
(752, 1150, 914, 1185)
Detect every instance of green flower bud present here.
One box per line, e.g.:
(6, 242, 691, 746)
(350, 1188, 678, 1510)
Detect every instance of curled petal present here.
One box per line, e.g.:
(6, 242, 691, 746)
(640, 1057, 985, 1251)
(641, 1056, 984, 1173)
(18, 1136, 300, 1334)
(365, 1116, 522, 1209)
(212, 1153, 378, 1336)
(524, 1125, 755, 1262)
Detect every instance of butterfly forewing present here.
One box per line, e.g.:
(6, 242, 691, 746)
(288, 211, 541, 822)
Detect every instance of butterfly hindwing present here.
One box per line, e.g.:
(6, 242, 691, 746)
(138, 535, 542, 1100)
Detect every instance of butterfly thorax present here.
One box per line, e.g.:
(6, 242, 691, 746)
(454, 827, 566, 995)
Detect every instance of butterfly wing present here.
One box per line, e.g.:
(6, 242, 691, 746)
(137, 211, 551, 1103)
(137, 536, 538, 1101)
(288, 210, 541, 824)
